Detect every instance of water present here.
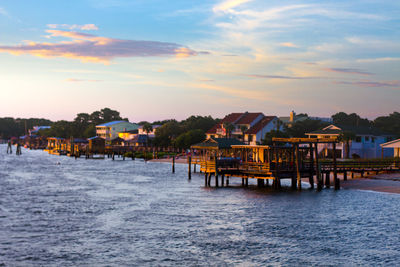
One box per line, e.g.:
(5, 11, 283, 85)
(1, 145, 399, 266)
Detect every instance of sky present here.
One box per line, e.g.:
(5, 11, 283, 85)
(0, 0, 399, 122)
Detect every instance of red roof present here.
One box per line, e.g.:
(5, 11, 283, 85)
(245, 116, 276, 134)
(206, 113, 243, 134)
(236, 112, 263, 125)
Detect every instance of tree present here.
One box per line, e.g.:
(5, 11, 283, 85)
(285, 119, 328, 138)
(332, 112, 370, 126)
(373, 112, 400, 137)
(181, 115, 218, 132)
(339, 131, 356, 159)
(262, 130, 289, 145)
(100, 108, 123, 122)
(174, 129, 205, 149)
(240, 125, 248, 141)
(153, 120, 184, 147)
(143, 123, 153, 147)
(223, 122, 235, 138)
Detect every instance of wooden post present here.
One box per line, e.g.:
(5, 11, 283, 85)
(205, 173, 208, 186)
(242, 178, 245, 186)
(333, 142, 339, 190)
(188, 156, 192, 180)
(194, 164, 196, 173)
(291, 145, 297, 190)
(343, 171, 347, 181)
(295, 144, 302, 190)
(325, 172, 330, 188)
(172, 156, 175, 173)
(245, 178, 248, 187)
(309, 143, 314, 189)
(221, 174, 225, 187)
(215, 154, 218, 187)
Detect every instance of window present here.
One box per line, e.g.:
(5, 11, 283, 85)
(248, 135, 253, 142)
(355, 136, 361, 142)
(371, 137, 375, 143)
(365, 136, 370, 142)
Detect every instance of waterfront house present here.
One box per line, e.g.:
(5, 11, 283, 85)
(306, 124, 393, 158)
(380, 138, 399, 158)
(206, 112, 277, 145)
(118, 129, 138, 140)
(29, 126, 51, 136)
(96, 121, 139, 141)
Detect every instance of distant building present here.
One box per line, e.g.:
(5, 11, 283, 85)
(118, 129, 138, 141)
(29, 126, 51, 136)
(96, 121, 139, 141)
(279, 111, 332, 128)
(206, 112, 277, 145)
(306, 124, 393, 159)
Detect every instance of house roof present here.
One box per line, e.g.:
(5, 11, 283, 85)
(307, 124, 389, 136)
(96, 120, 127, 127)
(236, 112, 263, 125)
(380, 138, 400, 148)
(191, 138, 244, 149)
(206, 112, 265, 134)
(246, 116, 276, 134)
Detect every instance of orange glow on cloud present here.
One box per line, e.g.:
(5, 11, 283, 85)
(0, 30, 202, 63)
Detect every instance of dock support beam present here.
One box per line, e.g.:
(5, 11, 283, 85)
(315, 143, 323, 191)
(309, 143, 314, 189)
(172, 156, 175, 173)
(188, 156, 191, 180)
(333, 142, 340, 190)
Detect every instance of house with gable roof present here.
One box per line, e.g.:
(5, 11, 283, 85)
(306, 124, 393, 158)
(206, 112, 278, 145)
(96, 120, 139, 141)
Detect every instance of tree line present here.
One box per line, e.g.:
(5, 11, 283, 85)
(1, 110, 399, 148)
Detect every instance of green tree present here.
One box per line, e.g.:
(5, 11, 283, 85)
(154, 120, 184, 147)
(240, 125, 248, 141)
(332, 112, 370, 126)
(143, 123, 153, 147)
(285, 119, 328, 138)
(174, 129, 205, 149)
(338, 131, 356, 159)
(262, 130, 289, 145)
(223, 122, 235, 138)
(373, 112, 400, 137)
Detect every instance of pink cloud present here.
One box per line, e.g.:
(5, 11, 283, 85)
(334, 80, 400, 87)
(0, 30, 204, 63)
(47, 24, 99, 30)
(323, 68, 372, 75)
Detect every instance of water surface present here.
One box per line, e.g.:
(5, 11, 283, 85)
(1, 145, 399, 266)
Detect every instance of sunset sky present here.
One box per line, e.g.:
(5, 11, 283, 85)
(0, 0, 399, 122)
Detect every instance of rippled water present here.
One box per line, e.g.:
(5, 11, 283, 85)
(1, 145, 399, 266)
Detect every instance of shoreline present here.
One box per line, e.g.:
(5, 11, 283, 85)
(149, 158, 400, 194)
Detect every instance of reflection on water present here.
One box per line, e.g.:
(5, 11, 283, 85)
(0, 145, 399, 266)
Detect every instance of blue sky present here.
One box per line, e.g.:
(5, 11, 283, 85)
(0, 0, 399, 122)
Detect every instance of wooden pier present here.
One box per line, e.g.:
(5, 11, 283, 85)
(190, 137, 400, 191)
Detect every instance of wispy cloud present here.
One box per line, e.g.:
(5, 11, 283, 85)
(0, 7, 7, 16)
(243, 73, 318, 80)
(334, 80, 400, 88)
(357, 57, 400, 63)
(323, 68, 373, 76)
(65, 78, 102, 82)
(47, 24, 99, 31)
(280, 42, 298, 48)
(0, 30, 205, 63)
(213, 0, 253, 13)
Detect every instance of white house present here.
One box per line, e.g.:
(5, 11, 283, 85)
(380, 139, 399, 158)
(306, 124, 393, 159)
(96, 121, 139, 141)
(206, 112, 277, 145)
